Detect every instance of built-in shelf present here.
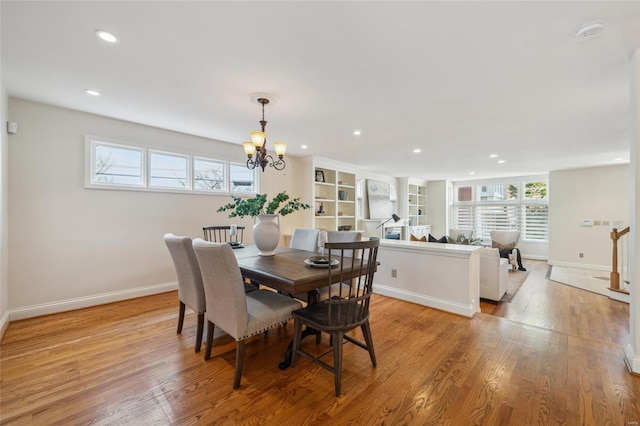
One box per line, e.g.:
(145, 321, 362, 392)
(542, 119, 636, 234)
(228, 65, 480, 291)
(313, 166, 357, 231)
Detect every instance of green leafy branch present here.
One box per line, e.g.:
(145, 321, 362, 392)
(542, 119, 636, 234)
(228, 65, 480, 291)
(217, 191, 310, 218)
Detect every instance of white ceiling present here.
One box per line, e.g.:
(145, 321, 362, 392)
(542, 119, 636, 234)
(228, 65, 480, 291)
(2, 1, 639, 181)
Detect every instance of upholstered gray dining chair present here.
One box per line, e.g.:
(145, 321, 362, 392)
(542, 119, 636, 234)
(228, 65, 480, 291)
(192, 238, 302, 389)
(289, 228, 321, 252)
(291, 239, 380, 396)
(164, 233, 206, 353)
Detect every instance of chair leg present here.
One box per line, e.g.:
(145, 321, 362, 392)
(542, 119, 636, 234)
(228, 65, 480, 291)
(177, 301, 186, 334)
(291, 318, 303, 367)
(195, 313, 204, 353)
(361, 321, 377, 367)
(204, 321, 215, 361)
(233, 340, 245, 389)
(333, 331, 344, 397)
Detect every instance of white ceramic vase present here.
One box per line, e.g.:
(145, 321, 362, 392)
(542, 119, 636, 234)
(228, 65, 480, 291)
(253, 214, 280, 256)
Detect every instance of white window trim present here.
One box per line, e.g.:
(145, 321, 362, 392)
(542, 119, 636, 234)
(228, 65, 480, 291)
(86, 138, 146, 188)
(84, 135, 259, 196)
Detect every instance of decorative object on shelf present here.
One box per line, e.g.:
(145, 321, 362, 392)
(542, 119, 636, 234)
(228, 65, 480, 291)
(338, 190, 348, 200)
(317, 202, 325, 214)
(418, 209, 422, 215)
(217, 192, 310, 256)
(315, 170, 325, 182)
(338, 225, 352, 231)
(376, 214, 401, 229)
(242, 95, 287, 172)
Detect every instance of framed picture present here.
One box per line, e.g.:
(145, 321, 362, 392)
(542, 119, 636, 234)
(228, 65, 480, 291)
(315, 170, 325, 183)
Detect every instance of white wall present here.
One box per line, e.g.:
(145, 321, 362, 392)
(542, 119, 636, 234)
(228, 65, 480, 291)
(549, 165, 630, 270)
(0, 83, 9, 333)
(7, 98, 306, 318)
(427, 180, 447, 238)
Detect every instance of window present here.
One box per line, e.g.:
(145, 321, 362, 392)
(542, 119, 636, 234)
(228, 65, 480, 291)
(92, 141, 144, 186)
(86, 136, 258, 195)
(356, 180, 364, 218)
(477, 183, 518, 201)
(452, 177, 549, 243)
(194, 157, 226, 192)
(149, 151, 189, 189)
(230, 163, 257, 193)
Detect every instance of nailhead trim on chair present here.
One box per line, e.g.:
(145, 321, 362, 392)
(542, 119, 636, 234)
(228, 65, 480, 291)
(235, 317, 293, 341)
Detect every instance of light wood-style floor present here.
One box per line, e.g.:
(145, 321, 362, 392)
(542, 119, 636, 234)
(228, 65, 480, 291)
(2, 260, 639, 425)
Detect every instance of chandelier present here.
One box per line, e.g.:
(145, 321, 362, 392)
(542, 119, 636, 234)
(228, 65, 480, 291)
(242, 97, 287, 171)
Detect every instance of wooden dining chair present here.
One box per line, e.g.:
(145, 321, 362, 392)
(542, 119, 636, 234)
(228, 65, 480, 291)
(163, 233, 206, 353)
(292, 230, 362, 304)
(192, 238, 303, 389)
(290, 239, 380, 396)
(202, 225, 245, 244)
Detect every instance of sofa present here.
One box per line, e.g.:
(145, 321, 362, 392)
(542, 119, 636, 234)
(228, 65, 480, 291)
(478, 247, 509, 301)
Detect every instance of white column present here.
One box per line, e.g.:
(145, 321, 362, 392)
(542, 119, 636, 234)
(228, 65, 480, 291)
(626, 48, 640, 373)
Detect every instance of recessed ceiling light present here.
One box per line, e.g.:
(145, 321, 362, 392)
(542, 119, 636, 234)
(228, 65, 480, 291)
(489, 154, 498, 158)
(614, 158, 624, 161)
(497, 160, 506, 164)
(574, 21, 604, 39)
(353, 130, 361, 136)
(85, 89, 100, 96)
(413, 149, 422, 154)
(469, 172, 475, 175)
(301, 145, 308, 149)
(96, 30, 118, 43)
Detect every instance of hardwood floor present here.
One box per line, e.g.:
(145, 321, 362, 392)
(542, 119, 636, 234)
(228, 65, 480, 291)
(2, 260, 639, 425)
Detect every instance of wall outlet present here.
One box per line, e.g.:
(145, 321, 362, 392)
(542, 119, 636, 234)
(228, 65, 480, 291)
(391, 269, 397, 278)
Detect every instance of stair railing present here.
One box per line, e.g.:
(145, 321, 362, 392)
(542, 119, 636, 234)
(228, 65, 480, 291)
(610, 226, 630, 293)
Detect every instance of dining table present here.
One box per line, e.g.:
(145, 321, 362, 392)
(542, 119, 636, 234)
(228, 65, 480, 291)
(232, 244, 360, 368)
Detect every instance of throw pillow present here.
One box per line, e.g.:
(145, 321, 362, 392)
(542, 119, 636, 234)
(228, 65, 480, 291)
(428, 234, 448, 243)
(410, 234, 427, 242)
(492, 240, 515, 250)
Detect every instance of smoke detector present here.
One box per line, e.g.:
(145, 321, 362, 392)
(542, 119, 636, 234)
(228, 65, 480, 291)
(574, 21, 604, 40)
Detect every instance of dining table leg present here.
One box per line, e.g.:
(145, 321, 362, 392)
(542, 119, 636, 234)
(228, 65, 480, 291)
(279, 289, 320, 370)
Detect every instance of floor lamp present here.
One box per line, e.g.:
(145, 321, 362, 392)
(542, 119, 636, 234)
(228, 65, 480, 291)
(376, 214, 402, 239)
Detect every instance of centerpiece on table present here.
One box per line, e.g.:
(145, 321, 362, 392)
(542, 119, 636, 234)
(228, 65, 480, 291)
(217, 191, 310, 256)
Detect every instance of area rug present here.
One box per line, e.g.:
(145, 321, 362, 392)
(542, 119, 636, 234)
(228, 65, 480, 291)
(500, 270, 529, 302)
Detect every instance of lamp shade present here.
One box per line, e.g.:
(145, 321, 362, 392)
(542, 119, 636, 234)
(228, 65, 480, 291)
(242, 142, 256, 156)
(272, 141, 287, 157)
(250, 131, 266, 146)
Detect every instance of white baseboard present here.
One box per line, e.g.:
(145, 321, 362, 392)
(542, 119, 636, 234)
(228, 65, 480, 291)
(0, 310, 10, 341)
(624, 343, 640, 374)
(8, 281, 178, 321)
(522, 254, 548, 261)
(608, 289, 630, 304)
(547, 260, 609, 271)
(373, 284, 477, 318)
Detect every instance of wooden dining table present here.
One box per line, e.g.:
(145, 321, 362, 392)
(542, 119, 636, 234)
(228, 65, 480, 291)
(234, 245, 346, 304)
(232, 244, 359, 368)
